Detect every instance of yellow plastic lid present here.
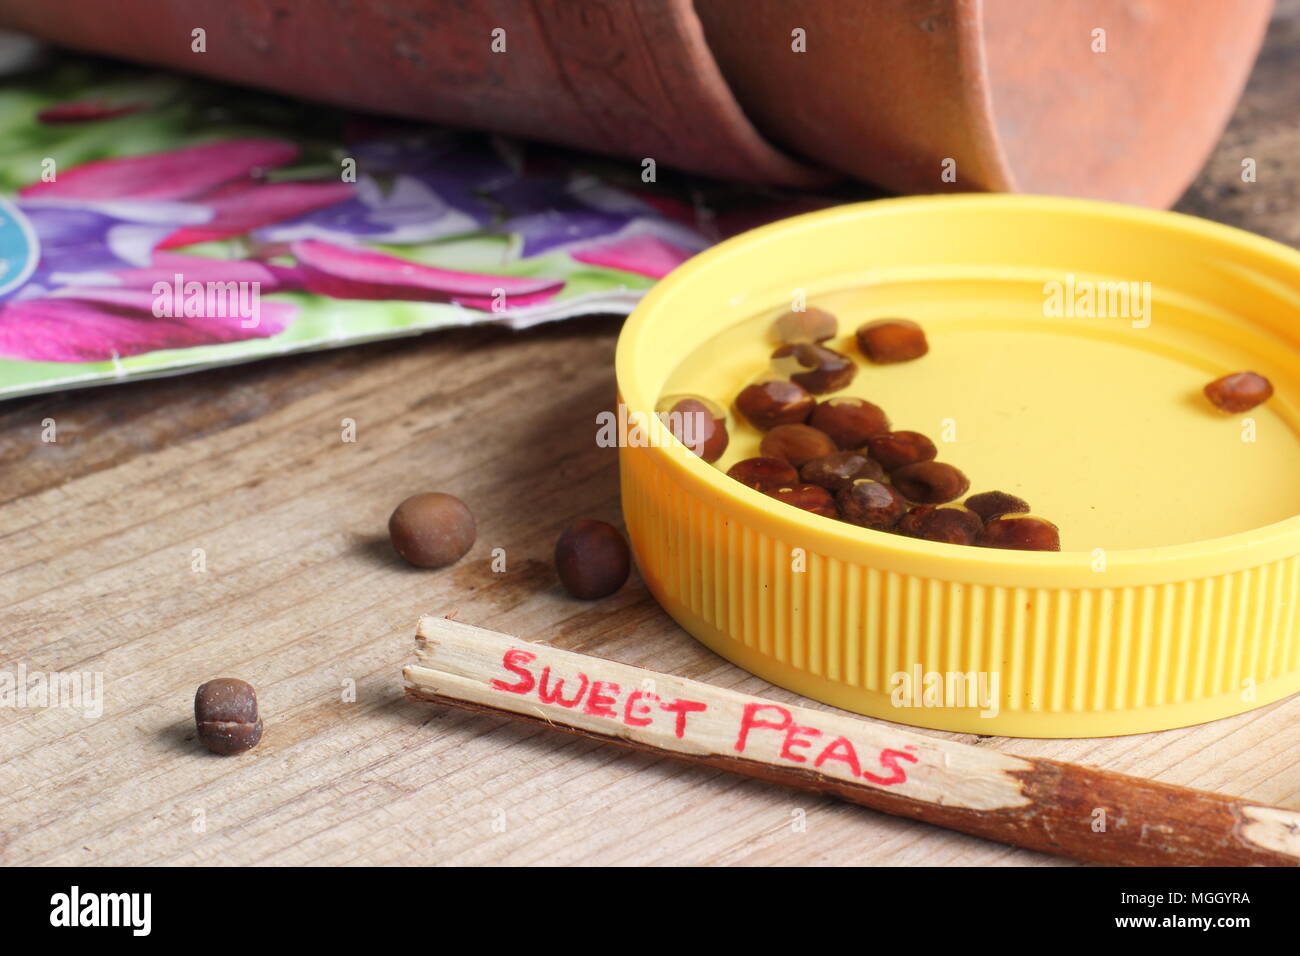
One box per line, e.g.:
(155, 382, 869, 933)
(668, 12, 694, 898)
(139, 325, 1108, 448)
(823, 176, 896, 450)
(616, 194, 1300, 737)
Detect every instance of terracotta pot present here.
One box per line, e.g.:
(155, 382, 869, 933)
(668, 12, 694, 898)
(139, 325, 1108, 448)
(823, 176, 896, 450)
(697, 0, 1274, 206)
(0, 0, 822, 186)
(0, 0, 1273, 206)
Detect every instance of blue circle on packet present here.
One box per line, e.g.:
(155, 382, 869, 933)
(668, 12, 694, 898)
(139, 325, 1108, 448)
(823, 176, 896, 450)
(0, 197, 40, 298)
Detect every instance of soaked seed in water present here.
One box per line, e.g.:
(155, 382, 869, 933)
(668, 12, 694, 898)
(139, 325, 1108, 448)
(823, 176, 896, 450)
(808, 397, 890, 448)
(836, 479, 907, 530)
(727, 456, 799, 491)
(770, 343, 856, 394)
(855, 318, 928, 363)
(660, 395, 729, 462)
(767, 483, 837, 518)
(799, 450, 884, 493)
(771, 307, 838, 345)
(896, 504, 934, 537)
(965, 490, 1030, 522)
(866, 430, 937, 472)
(760, 423, 838, 467)
(891, 461, 970, 504)
(980, 515, 1061, 552)
(735, 378, 815, 430)
(1203, 371, 1272, 413)
(899, 505, 982, 545)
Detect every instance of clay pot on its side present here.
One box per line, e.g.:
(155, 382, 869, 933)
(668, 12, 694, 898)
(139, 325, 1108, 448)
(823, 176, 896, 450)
(697, 0, 1274, 206)
(0, 0, 823, 187)
(0, 0, 1273, 206)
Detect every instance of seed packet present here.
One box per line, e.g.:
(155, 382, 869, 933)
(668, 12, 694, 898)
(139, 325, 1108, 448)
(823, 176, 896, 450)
(0, 52, 832, 400)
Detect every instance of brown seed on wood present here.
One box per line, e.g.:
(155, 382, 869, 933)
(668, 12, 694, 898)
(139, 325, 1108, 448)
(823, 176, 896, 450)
(555, 519, 632, 599)
(389, 492, 477, 568)
(195, 678, 263, 756)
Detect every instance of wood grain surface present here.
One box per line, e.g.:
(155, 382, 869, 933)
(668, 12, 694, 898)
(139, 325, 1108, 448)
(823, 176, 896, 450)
(2, 5, 1299, 866)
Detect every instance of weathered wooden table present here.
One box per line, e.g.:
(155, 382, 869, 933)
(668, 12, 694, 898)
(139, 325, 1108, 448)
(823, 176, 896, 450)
(3, 5, 1298, 865)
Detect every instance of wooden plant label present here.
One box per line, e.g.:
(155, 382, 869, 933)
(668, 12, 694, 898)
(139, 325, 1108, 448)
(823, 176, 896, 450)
(404, 616, 1300, 866)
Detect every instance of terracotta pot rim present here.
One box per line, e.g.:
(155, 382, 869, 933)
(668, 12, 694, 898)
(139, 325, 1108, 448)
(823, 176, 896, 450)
(697, 0, 1274, 207)
(960, 0, 1273, 206)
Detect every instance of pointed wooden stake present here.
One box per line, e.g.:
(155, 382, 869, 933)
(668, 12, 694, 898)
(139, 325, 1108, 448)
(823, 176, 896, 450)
(405, 616, 1300, 866)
